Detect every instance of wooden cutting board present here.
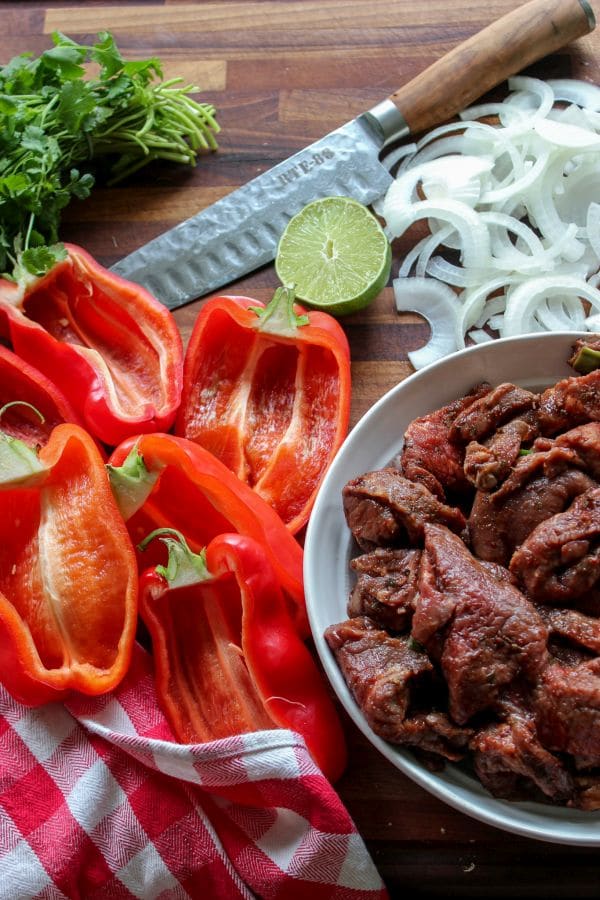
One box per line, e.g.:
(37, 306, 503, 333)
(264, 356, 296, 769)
(3, 1, 600, 895)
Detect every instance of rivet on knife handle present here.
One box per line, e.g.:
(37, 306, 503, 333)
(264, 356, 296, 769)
(367, 0, 595, 141)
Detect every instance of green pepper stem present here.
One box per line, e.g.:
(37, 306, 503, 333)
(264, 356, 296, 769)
(139, 527, 213, 588)
(250, 284, 309, 337)
(106, 444, 161, 521)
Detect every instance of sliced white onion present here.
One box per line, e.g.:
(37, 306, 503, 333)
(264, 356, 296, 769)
(587, 202, 600, 259)
(534, 117, 600, 149)
(535, 295, 587, 331)
(455, 276, 513, 348)
(478, 145, 550, 204)
(502, 275, 600, 337)
(397, 225, 454, 277)
(381, 156, 492, 223)
(585, 312, 600, 329)
(554, 157, 600, 229)
(384, 198, 491, 270)
(469, 328, 494, 344)
(425, 255, 490, 287)
(475, 294, 507, 327)
(547, 78, 600, 111)
(380, 77, 600, 355)
(506, 76, 556, 123)
(393, 277, 461, 369)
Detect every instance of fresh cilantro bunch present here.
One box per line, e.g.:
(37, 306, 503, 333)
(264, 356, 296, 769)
(0, 31, 220, 282)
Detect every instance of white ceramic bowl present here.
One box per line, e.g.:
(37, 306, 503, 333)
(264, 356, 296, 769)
(304, 331, 600, 845)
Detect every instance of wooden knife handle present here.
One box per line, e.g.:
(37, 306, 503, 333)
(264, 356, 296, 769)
(390, 0, 595, 136)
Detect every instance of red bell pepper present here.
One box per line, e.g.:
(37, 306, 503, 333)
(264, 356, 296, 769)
(107, 432, 307, 635)
(0, 423, 138, 706)
(175, 285, 351, 534)
(0, 244, 183, 446)
(0, 343, 83, 448)
(138, 528, 347, 782)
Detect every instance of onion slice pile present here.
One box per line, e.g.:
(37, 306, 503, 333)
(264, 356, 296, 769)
(380, 77, 600, 368)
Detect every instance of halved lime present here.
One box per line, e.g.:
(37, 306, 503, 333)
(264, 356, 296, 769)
(274, 196, 392, 316)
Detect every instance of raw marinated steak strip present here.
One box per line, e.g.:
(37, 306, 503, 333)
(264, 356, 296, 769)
(392, 710, 473, 764)
(538, 606, 600, 655)
(343, 468, 466, 552)
(399, 383, 491, 498)
(538, 368, 600, 434)
(449, 382, 537, 443)
(468, 446, 597, 565)
(324, 616, 434, 732)
(471, 712, 575, 804)
(574, 775, 600, 811)
(348, 548, 421, 632)
(535, 657, 600, 770)
(324, 616, 470, 761)
(510, 488, 600, 604)
(413, 523, 548, 724)
(463, 411, 539, 492)
(553, 422, 600, 479)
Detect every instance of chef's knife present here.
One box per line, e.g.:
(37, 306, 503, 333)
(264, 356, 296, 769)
(111, 0, 595, 310)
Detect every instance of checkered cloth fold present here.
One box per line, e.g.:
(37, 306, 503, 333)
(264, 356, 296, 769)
(0, 645, 388, 899)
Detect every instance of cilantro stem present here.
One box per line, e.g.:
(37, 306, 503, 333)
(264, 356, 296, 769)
(0, 30, 220, 283)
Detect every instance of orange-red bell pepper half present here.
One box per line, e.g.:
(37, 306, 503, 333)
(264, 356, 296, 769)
(107, 433, 307, 636)
(0, 244, 183, 446)
(138, 529, 347, 783)
(0, 423, 138, 705)
(0, 343, 83, 448)
(175, 286, 351, 534)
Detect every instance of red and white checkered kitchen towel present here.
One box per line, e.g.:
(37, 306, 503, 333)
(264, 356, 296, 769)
(0, 645, 388, 899)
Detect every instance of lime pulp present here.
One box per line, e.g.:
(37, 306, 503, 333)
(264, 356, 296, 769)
(274, 196, 392, 316)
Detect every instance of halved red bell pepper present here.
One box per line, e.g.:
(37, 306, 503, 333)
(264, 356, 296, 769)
(0, 343, 83, 448)
(175, 286, 351, 534)
(0, 423, 138, 705)
(107, 432, 307, 635)
(138, 528, 347, 782)
(0, 244, 183, 446)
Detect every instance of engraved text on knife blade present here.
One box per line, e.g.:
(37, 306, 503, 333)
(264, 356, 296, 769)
(110, 115, 392, 309)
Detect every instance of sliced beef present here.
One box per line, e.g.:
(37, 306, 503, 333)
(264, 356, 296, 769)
(468, 446, 597, 565)
(463, 411, 540, 492)
(535, 657, 600, 770)
(574, 774, 600, 811)
(398, 382, 491, 499)
(471, 712, 575, 804)
(509, 488, 600, 605)
(538, 606, 600, 655)
(393, 711, 473, 765)
(324, 616, 471, 762)
(343, 467, 466, 552)
(553, 422, 600, 479)
(449, 382, 537, 444)
(324, 616, 434, 737)
(412, 523, 548, 724)
(348, 548, 420, 632)
(538, 368, 600, 435)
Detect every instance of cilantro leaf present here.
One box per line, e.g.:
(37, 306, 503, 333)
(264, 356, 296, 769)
(0, 31, 220, 284)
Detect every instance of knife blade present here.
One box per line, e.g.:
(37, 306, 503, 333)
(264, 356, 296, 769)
(111, 0, 595, 310)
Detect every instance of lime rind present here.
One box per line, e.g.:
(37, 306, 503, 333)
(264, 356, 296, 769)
(275, 196, 392, 315)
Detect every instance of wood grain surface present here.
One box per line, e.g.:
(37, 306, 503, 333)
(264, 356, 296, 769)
(3, 2, 600, 896)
